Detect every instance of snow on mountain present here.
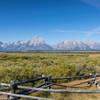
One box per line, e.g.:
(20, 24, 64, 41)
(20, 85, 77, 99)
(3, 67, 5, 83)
(0, 37, 100, 51)
(54, 40, 90, 50)
(86, 41, 100, 50)
(0, 41, 3, 51)
(1, 37, 53, 51)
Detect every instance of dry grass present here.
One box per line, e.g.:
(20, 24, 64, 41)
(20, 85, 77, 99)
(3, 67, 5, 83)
(51, 93, 100, 100)
(89, 54, 100, 58)
(51, 78, 100, 100)
(0, 95, 7, 99)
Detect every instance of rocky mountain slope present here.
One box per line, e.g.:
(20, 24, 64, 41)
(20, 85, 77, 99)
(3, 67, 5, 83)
(0, 37, 100, 51)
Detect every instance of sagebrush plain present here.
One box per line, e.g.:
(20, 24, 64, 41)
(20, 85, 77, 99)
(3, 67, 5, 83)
(0, 52, 100, 100)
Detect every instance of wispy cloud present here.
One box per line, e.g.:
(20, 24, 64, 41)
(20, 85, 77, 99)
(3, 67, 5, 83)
(56, 30, 75, 33)
(86, 26, 100, 37)
(55, 29, 89, 34)
(81, 0, 100, 9)
(56, 26, 100, 39)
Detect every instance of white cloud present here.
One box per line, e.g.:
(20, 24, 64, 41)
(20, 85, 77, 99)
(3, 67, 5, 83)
(81, 0, 100, 9)
(55, 27, 100, 41)
(55, 29, 89, 34)
(56, 30, 75, 33)
(86, 26, 100, 37)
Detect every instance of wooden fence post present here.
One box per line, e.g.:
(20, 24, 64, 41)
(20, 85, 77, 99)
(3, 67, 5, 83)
(48, 75, 52, 89)
(8, 80, 17, 100)
(44, 75, 52, 89)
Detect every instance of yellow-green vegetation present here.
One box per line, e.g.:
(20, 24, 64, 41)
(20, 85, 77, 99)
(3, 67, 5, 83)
(0, 52, 100, 100)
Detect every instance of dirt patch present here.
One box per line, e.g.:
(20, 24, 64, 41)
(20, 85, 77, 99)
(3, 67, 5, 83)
(89, 54, 100, 58)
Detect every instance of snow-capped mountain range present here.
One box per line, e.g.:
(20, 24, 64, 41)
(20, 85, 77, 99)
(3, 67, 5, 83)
(0, 37, 100, 51)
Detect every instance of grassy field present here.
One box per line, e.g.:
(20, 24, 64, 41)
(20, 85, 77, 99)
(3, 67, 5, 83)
(0, 52, 100, 100)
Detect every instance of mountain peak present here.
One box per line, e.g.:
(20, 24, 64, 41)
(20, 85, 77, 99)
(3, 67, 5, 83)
(32, 37, 45, 43)
(29, 37, 45, 46)
(55, 40, 90, 50)
(0, 37, 53, 51)
(0, 38, 100, 51)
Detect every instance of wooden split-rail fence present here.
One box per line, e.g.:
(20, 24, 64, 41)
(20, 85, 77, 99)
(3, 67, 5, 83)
(0, 74, 100, 100)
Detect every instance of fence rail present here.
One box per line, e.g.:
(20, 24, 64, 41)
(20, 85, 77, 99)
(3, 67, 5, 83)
(0, 91, 55, 100)
(0, 74, 100, 100)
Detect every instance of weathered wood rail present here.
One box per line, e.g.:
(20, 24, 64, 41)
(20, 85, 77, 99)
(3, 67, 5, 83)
(0, 74, 100, 100)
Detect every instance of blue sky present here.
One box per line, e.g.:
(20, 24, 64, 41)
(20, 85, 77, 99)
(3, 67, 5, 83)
(0, 0, 100, 44)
